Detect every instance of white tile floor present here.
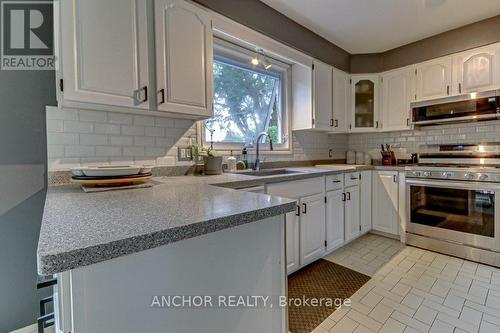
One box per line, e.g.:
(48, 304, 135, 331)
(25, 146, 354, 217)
(310, 234, 500, 333)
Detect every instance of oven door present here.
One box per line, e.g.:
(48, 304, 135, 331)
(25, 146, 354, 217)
(406, 178, 500, 251)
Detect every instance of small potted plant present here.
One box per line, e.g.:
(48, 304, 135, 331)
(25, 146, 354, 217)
(192, 129, 222, 175)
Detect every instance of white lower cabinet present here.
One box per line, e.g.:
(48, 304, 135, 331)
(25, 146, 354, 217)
(372, 171, 400, 235)
(299, 193, 327, 266)
(266, 177, 325, 274)
(326, 189, 344, 252)
(360, 171, 372, 233)
(284, 210, 300, 273)
(345, 184, 360, 241)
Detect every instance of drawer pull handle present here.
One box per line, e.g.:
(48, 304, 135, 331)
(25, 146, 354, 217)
(332, 180, 341, 183)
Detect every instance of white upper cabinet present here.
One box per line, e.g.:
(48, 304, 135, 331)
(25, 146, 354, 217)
(291, 63, 314, 130)
(453, 45, 500, 94)
(415, 56, 452, 101)
(155, 0, 213, 117)
(332, 68, 349, 132)
(350, 74, 379, 132)
(380, 66, 414, 131)
(59, 0, 150, 109)
(312, 60, 333, 130)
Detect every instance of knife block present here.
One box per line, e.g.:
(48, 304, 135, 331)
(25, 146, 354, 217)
(381, 151, 395, 165)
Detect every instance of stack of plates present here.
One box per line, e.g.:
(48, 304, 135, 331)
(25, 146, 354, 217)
(70, 166, 153, 187)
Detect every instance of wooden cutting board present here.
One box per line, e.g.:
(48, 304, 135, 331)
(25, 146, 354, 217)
(70, 174, 152, 187)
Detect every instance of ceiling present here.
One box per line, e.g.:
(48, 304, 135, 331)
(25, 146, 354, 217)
(260, 0, 500, 54)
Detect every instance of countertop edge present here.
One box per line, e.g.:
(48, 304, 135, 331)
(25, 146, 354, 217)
(38, 201, 296, 275)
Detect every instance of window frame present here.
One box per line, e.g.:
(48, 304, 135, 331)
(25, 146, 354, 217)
(199, 38, 292, 154)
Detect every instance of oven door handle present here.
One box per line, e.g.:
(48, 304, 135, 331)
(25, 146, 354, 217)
(405, 178, 500, 191)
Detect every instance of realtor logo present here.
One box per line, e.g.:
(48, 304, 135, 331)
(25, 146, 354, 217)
(1, 1, 54, 70)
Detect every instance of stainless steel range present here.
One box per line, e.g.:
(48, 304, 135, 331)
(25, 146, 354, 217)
(405, 143, 500, 267)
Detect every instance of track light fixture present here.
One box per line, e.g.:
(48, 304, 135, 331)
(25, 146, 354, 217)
(250, 49, 272, 70)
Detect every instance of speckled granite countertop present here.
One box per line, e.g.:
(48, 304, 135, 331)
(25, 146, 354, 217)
(38, 165, 409, 275)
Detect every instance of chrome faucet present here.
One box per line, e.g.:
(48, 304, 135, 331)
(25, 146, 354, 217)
(253, 132, 273, 171)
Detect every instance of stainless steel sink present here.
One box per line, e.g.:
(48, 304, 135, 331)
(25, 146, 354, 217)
(238, 168, 305, 177)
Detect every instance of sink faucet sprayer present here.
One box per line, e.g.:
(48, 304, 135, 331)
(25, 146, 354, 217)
(253, 132, 273, 171)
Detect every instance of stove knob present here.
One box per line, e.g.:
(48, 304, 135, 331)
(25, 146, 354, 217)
(423, 171, 431, 177)
(464, 173, 474, 180)
(412, 171, 421, 177)
(441, 172, 451, 178)
(479, 174, 489, 181)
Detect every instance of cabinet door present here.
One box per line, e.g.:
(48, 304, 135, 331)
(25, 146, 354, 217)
(415, 57, 452, 101)
(345, 185, 360, 241)
(155, 0, 213, 116)
(60, 0, 149, 108)
(313, 61, 333, 129)
(332, 68, 349, 132)
(372, 171, 399, 235)
(291, 63, 313, 130)
(285, 208, 300, 274)
(299, 193, 326, 266)
(360, 171, 372, 233)
(350, 75, 379, 132)
(454, 45, 500, 94)
(381, 67, 414, 131)
(326, 189, 344, 252)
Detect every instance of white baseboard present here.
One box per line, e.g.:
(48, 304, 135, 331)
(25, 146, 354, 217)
(9, 323, 55, 333)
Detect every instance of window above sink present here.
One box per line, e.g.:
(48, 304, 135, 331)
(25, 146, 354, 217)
(199, 38, 292, 153)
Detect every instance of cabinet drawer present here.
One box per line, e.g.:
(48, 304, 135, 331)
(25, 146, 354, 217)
(266, 177, 324, 199)
(326, 174, 344, 191)
(344, 172, 360, 187)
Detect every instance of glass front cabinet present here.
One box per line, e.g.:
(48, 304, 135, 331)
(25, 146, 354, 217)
(350, 74, 379, 132)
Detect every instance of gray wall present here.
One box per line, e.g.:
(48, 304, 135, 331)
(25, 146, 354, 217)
(193, 0, 351, 71)
(351, 14, 500, 73)
(0, 2, 56, 331)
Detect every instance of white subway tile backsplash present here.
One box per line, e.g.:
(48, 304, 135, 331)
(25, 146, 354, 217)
(133, 115, 155, 127)
(109, 135, 133, 146)
(145, 126, 165, 137)
(123, 146, 145, 157)
(154, 117, 174, 128)
(46, 107, 78, 120)
(50, 107, 500, 171)
(96, 145, 122, 157)
(108, 113, 133, 125)
(121, 125, 145, 136)
(79, 134, 108, 145)
(134, 136, 155, 146)
(65, 145, 95, 157)
(47, 132, 79, 145)
(63, 120, 93, 134)
(94, 123, 121, 135)
(47, 119, 64, 132)
(78, 110, 107, 122)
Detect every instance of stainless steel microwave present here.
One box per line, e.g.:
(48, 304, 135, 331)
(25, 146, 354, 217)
(411, 89, 500, 126)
